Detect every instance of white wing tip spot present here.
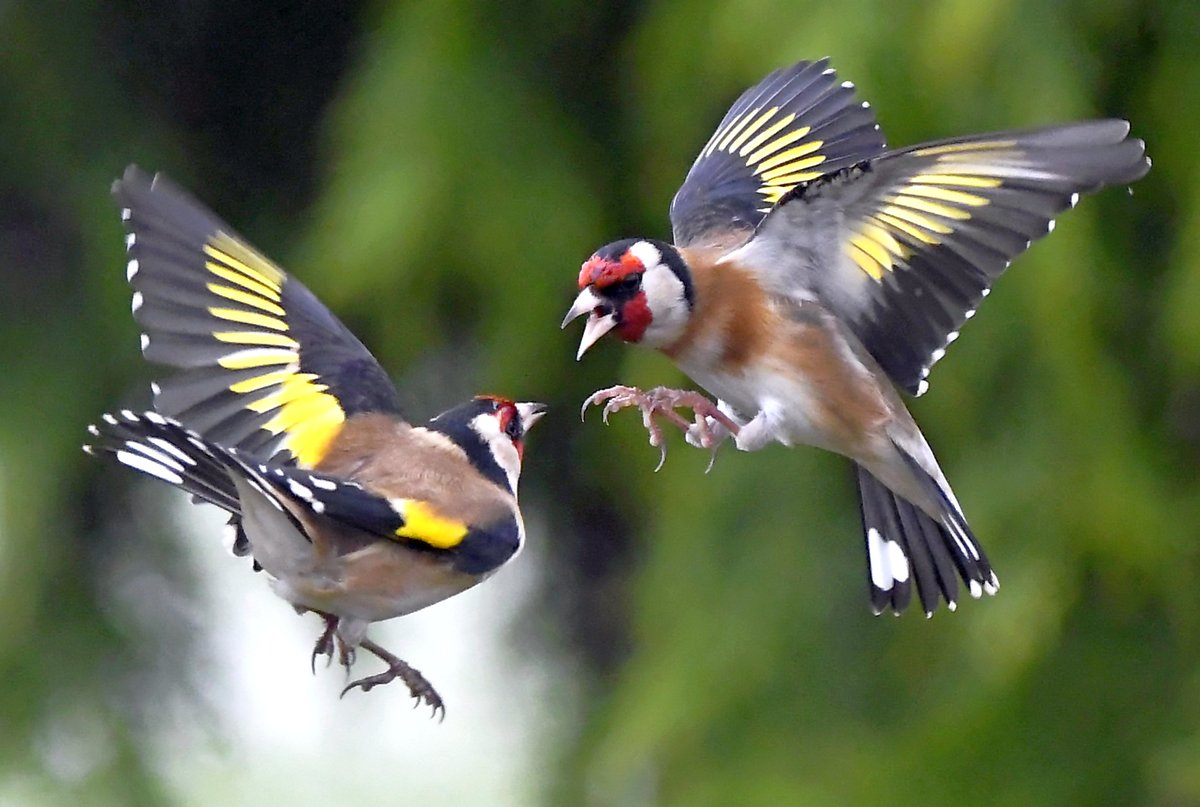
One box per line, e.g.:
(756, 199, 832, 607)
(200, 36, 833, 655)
(930, 348, 946, 364)
(916, 379, 930, 396)
(969, 580, 983, 599)
(964, 308, 976, 320)
(126, 259, 139, 281)
(121, 208, 131, 221)
(947, 600, 958, 612)
(131, 292, 143, 314)
(840, 80, 854, 89)
(150, 381, 161, 396)
(287, 479, 314, 501)
(125, 233, 136, 249)
(140, 333, 150, 352)
(1069, 192, 1080, 208)
(1047, 219, 1056, 233)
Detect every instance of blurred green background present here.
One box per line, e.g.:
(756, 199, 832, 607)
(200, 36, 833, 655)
(1, 0, 1197, 805)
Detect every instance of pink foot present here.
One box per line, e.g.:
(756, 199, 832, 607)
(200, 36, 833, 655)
(580, 385, 741, 471)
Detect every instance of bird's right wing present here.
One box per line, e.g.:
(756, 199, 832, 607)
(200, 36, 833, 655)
(730, 121, 1149, 395)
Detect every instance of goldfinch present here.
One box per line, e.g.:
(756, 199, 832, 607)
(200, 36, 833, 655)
(85, 166, 545, 716)
(562, 58, 1149, 616)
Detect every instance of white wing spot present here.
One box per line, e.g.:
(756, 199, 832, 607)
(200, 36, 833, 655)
(143, 411, 166, 425)
(87, 424, 100, 436)
(125, 233, 136, 249)
(102, 413, 118, 425)
(140, 334, 150, 352)
(115, 449, 184, 485)
(310, 477, 337, 491)
(964, 309, 976, 320)
(148, 437, 196, 466)
(969, 579, 983, 599)
(150, 381, 161, 396)
(916, 379, 930, 396)
(121, 208, 131, 221)
(126, 259, 139, 281)
(946, 331, 960, 344)
(131, 292, 143, 313)
(287, 479, 313, 501)
(1047, 219, 1056, 233)
(840, 80, 854, 88)
(930, 348, 946, 364)
(310, 500, 326, 515)
(1069, 192, 1080, 208)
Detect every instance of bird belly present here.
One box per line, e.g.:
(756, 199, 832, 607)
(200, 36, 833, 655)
(679, 360, 840, 452)
(278, 543, 479, 624)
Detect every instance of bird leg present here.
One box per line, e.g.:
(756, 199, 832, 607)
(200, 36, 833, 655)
(309, 612, 339, 674)
(340, 637, 445, 721)
(580, 385, 742, 471)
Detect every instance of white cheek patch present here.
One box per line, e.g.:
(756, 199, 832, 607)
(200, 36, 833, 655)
(640, 265, 689, 347)
(627, 240, 662, 269)
(469, 413, 522, 493)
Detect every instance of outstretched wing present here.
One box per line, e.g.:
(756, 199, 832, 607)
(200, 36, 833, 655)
(86, 411, 518, 576)
(732, 120, 1150, 395)
(115, 166, 402, 467)
(669, 57, 886, 250)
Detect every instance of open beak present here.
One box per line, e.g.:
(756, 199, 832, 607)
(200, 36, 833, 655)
(516, 402, 547, 431)
(561, 287, 618, 360)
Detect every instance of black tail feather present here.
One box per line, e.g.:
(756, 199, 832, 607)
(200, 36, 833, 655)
(855, 458, 996, 616)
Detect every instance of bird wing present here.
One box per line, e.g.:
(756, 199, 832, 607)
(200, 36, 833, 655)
(729, 121, 1150, 395)
(114, 165, 403, 468)
(669, 57, 885, 250)
(85, 410, 517, 574)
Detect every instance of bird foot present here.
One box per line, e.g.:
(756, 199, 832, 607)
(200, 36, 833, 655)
(580, 385, 741, 471)
(340, 637, 445, 721)
(310, 613, 339, 674)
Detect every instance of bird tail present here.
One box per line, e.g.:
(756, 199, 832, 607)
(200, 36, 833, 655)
(855, 452, 997, 616)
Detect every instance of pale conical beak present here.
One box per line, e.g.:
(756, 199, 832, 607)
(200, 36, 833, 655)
(516, 402, 547, 431)
(561, 287, 617, 360)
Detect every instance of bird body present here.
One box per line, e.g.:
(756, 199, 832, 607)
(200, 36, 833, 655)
(564, 58, 1149, 615)
(87, 167, 544, 714)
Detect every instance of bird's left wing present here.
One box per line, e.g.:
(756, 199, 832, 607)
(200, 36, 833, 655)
(669, 58, 886, 250)
(87, 410, 517, 575)
(731, 120, 1150, 395)
(115, 166, 403, 467)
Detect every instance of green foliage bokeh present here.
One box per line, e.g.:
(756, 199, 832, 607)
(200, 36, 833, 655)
(0, 0, 1196, 804)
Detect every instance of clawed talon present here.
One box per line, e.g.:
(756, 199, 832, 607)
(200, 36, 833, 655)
(580, 385, 740, 471)
(339, 637, 445, 721)
(310, 613, 339, 674)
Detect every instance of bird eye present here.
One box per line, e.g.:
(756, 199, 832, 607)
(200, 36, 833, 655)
(616, 274, 642, 293)
(504, 412, 522, 440)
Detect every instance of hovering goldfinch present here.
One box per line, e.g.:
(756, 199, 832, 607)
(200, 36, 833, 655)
(86, 167, 545, 717)
(562, 58, 1149, 616)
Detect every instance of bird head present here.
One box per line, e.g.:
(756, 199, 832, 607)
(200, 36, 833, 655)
(561, 238, 694, 359)
(428, 397, 546, 494)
